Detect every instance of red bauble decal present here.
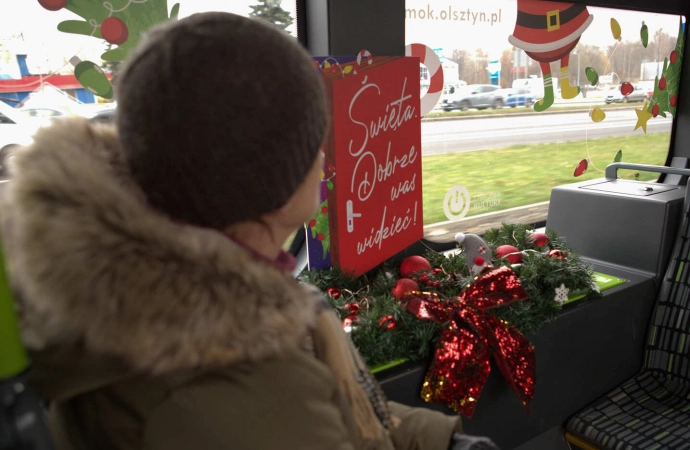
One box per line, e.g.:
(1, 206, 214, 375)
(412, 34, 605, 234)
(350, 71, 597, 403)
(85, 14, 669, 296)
(38, 0, 67, 11)
(620, 82, 634, 96)
(670, 50, 678, 64)
(652, 104, 660, 117)
(391, 278, 420, 300)
(574, 159, 588, 177)
(101, 17, 129, 45)
(399, 255, 431, 278)
(659, 77, 667, 91)
(671, 95, 678, 107)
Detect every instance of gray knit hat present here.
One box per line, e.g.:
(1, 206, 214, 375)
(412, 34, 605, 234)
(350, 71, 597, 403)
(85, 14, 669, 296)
(115, 12, 328, 229)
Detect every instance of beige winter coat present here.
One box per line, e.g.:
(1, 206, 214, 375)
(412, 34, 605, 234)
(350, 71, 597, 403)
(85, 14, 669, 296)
(1, 119, 462, 450)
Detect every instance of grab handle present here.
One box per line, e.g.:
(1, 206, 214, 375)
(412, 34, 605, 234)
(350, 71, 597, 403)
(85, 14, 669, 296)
(605, 163, 690, 180)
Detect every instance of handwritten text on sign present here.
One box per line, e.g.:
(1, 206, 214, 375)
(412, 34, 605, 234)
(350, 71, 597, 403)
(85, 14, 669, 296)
(328, 57, 423, 275)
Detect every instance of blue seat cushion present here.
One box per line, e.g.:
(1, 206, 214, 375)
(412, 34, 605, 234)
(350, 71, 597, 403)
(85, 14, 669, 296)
(566, 371, 690, 450)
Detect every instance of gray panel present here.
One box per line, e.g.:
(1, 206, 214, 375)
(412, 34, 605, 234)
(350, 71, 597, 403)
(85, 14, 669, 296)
(546, 178, 685, 279)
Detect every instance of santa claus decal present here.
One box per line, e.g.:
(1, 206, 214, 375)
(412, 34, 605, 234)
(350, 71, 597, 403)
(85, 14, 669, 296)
(509, 0, 593, 111)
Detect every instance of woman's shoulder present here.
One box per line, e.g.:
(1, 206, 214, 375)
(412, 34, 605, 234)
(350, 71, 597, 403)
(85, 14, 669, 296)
(140, 353, 364, 450)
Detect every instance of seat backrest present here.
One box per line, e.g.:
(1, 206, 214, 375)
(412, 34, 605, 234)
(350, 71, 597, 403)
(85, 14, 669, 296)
(644, 183, 690, 389)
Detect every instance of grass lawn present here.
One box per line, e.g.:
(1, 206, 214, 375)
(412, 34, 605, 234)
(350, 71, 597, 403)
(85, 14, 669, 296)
(422, 132, 672, 225)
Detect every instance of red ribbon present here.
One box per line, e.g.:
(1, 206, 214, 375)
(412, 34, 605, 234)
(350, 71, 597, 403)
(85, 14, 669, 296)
(402, 265, 535, 418)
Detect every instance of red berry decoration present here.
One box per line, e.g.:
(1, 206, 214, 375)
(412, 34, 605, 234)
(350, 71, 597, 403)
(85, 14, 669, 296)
(659, 77, 667, 91)
(399, 255, 432, 278)
(317, 233, 325, 241)
(670, 50, 678, 64)
(326, 287, 341, 298)
(652, 104, 660, 117)
(344, 302, 360, 314)
(548, 249, 566, 259)
(38, 0, 67, 11)
(308, 219, 317, 227)
(495, 245, 522, 264)
(342, 316, 359, 328)
(432, 268, 443, 274)
(101, 17, 129, 45)
(620, 82, 634, 96)
(378, 315, 397, 330)
(671, 95, 678, 107)
(391, 278, 420, 300)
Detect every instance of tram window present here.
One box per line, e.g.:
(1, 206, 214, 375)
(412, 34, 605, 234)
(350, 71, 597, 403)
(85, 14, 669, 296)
(2, 0, 301, 248)
(406, 0, 686, 241)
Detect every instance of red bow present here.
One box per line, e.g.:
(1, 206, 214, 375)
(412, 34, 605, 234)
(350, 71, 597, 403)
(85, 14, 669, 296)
(403, 265, 535, 418)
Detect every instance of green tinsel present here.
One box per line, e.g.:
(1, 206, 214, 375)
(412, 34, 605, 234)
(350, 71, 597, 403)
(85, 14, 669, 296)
(299, 223, 599, 368)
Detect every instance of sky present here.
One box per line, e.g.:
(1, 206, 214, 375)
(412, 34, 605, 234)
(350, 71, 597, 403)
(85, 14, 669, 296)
(0, 0, 684, 74)
(0, 0, 297, 74)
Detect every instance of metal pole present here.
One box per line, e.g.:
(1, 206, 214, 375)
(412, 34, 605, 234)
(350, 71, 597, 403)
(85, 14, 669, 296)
(576, 52, 580, 89)
(657, 29, 663, 77)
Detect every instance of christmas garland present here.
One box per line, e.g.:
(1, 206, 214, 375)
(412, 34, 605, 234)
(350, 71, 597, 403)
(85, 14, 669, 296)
(300, 223, 600, 370)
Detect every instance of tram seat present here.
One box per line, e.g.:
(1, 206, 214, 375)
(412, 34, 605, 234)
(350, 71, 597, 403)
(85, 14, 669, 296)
(564, 182, 690, 449)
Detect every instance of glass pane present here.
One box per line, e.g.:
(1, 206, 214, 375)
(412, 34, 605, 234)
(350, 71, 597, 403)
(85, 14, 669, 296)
(406, 0, 685, 241)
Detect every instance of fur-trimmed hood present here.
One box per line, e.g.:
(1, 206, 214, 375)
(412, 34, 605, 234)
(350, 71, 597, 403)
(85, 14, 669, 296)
(1, 118, 321, 394)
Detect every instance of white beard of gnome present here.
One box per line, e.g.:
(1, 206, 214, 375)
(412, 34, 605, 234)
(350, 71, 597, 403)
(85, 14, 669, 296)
(455, 232, 493, 275)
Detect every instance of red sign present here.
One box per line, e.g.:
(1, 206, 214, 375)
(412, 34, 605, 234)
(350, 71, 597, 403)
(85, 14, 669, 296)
(323, 56, 423, 276)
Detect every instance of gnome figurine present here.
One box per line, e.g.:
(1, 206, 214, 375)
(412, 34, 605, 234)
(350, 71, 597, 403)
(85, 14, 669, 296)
(455, 232, 493, 275)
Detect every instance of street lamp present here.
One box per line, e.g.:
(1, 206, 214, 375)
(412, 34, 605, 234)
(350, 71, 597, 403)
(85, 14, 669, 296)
(657, 28, 663, 78)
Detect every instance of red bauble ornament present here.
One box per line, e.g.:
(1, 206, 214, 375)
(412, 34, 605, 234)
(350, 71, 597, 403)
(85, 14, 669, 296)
(528, 232, 550, 247)
(659, 77, 667, 91)
(101, 17, 129, 45)
(391, 278, 420, 300)
(671, 95, 678, 107)
(652, 104, 660, 117)
(620, 82, 634, 96)
(474, 256, 485, 267)
(399, 255, 431, 278)
(321, 206, 328, 214)
(574, 159, 588, 177)
(495, 245, 522, 264)
(378, 315, 397, 330)
(670, 50, 678, 64)
(317, 233, 325, 241)
(308, 219, 317, 227)
(548, 249, 566, 259)
(38, 0, 67, 11)
(327, 287, 341, 298)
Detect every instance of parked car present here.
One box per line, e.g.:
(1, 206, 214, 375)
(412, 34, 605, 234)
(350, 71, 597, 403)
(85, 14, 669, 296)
(87, 107, 116, 123)
(0, 101, 44, 176)
(18, 107, 69, 120)
(505, 88, 536, 107)
(605, 85, 648, 104)
(442, 84, 506, 111)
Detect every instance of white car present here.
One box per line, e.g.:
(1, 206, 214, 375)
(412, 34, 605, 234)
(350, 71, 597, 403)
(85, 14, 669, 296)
(0, 101, 45, 176)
